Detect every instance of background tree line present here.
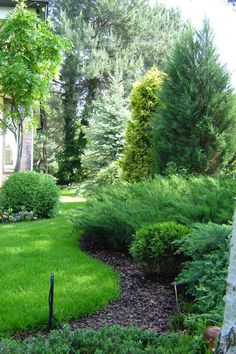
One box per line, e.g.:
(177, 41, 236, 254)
(33, 0, 183, 184)
(34, 0, 236, 187)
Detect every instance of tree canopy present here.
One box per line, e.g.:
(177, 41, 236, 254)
(0, 1, 68, 170)
(50, 0, 183, 184)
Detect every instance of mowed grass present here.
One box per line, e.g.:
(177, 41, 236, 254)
(0, 202, 119, 335)
(60, 188, 77, 197)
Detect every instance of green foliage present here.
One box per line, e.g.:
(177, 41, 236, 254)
(0, 2, 65, 112)
(0, 172, 60, 218)
(73, 175, 236, 250)
(155, 21, 236, 175)
(95, 160, 121, 186)
(83, 75, 129, 177)
(130, 222, 190, 276)
(34, 92, 64, 175)
(121, 68, 166, 182)
(51, 0, 183, 183)
(56, 54, 86, 185)
(0, 325, 209, 353)
(76, 160, 121, 197)
(0, 1, 68, 171)
(175, 223, 231, 327)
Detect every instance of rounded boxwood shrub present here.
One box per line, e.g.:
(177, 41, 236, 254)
(130, 221, 190, 277)
(0, 172, 60, 218)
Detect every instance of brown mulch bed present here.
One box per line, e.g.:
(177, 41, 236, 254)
(70, 236, 177, 334)
(13, 236, 178, 341)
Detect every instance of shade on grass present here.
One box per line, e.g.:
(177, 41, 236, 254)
(0, 202, 119, 335)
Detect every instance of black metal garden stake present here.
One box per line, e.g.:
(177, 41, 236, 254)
(48, 272, 54, 330)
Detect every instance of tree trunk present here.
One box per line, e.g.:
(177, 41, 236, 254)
(14, 121, 24, 172)
(217, 212, 236, 353)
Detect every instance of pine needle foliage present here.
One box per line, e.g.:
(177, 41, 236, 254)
(155, 20, 236, 175)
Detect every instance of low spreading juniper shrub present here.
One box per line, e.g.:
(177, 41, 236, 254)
(175, 223, 231, 328)
(73, 176, 236, 250)
(130, 221, 190, 277)
(0, 325, 210, 354)
(0, 172, 60, 219)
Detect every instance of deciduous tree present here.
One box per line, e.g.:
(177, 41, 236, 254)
(0, 1, 67, 171)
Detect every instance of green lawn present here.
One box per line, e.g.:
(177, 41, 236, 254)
(0, 202, 119, 335)
(60, 188, 77, 197)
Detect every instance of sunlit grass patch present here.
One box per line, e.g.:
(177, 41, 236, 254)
(0, 201, 119, 335)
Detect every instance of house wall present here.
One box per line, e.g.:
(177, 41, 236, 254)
(0, 97, 4, 187)
(0, 129, 34, 187)
(0, 132, 3, 186)
(0, 94, 33, 187)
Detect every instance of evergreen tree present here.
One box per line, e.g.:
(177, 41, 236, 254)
(33, 91, 64, 175)
(121, 68, 166, 182)
(49, 0, 183, 184)
(56, 54, 86, 184)
(156, 21, 236, 175)
(82, 75, 129, 177)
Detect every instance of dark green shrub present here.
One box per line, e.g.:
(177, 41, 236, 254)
(0, 172, 60, 218)
(130, 222, 190, 277)
(175, 223, 231, 327)
(73, 176, 236, 250)
(0, 325, 209, 354)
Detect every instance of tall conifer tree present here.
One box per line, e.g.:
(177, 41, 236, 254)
(121, 68, 166, 182)
(156, 21, 236, 175)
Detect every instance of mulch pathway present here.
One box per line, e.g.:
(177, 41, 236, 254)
(13, 237, 177, 341)
(70, 237, 177, 333)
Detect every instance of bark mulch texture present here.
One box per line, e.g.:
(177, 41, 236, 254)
(71, 236, 177, 334)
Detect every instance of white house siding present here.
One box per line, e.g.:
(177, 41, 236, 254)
(0, 129, 34, 187)
(0, 134, 3, 186)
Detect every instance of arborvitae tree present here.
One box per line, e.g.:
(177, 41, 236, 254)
(82, 75, 129, 177)
(121, 68, 166, 182)
(156, 21, 236, 175)
(47, 0, 183, 184)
